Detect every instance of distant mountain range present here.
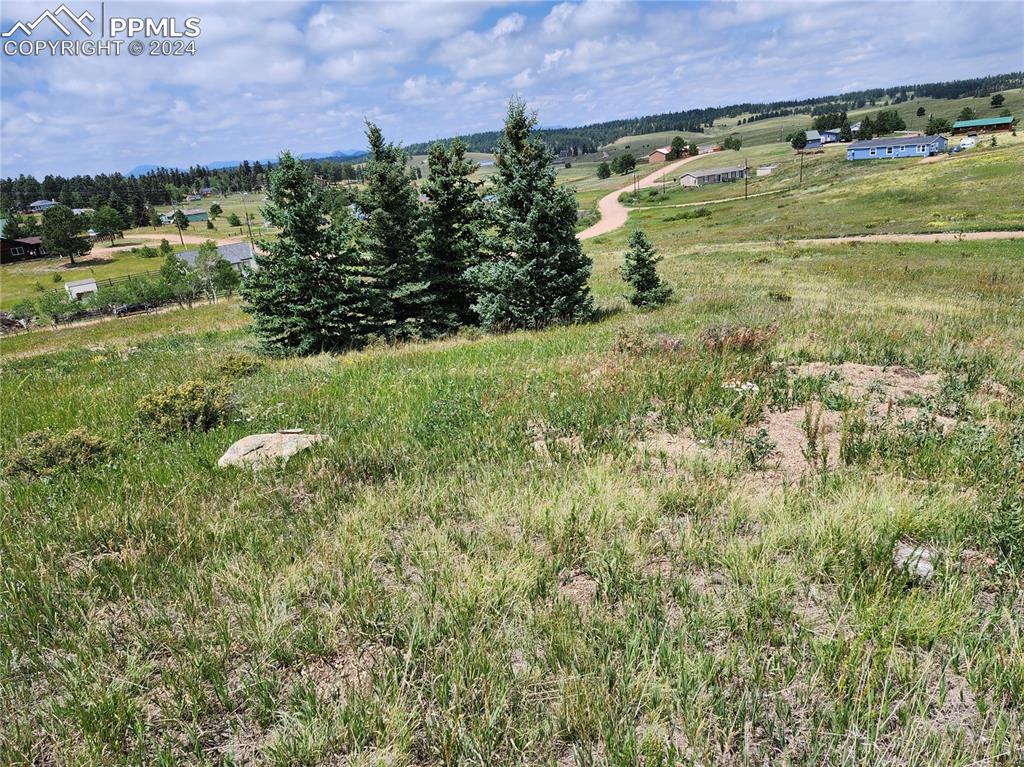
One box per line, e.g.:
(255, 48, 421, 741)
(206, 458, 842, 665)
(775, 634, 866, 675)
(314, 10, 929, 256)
(126, 149, 365, 176)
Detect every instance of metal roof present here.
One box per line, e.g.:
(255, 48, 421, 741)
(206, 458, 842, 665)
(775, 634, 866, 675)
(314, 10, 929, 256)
(681, 164, 746, 178)
(848, 134, 944, 149)
(951, 115, 1014, 129)
(65, 278, 97, 288)
(805, 130, 821, 141)
(177, 241, 254, 266)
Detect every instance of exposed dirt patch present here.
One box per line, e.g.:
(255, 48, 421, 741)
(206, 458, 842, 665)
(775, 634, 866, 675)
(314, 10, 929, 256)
(558, 569, 599, 607)
(756, 404, 841, 482)
(924, 669, 984, 740)
(643, 555, 674, 578)
(637, 428, 706, 469)
(794, 361, 942, 403)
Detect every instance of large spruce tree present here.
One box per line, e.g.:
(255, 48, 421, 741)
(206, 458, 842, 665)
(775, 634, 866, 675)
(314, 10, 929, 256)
(468, 98, 593, 330)
(242, 152, 371, 354)
(417, 138, 485, 335)
(360, 122, 426, 339)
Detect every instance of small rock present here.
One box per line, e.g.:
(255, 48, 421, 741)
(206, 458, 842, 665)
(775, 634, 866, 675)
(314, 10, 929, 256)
(218, 430, 330, 469)
(893, 541, 937, 582)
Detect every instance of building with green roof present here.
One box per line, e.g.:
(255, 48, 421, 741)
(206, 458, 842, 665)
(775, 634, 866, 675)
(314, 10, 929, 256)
(951, 115, 1015, 134)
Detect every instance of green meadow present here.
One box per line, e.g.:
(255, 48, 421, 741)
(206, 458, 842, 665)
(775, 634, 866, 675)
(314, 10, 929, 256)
(3, 228, 1023, 764)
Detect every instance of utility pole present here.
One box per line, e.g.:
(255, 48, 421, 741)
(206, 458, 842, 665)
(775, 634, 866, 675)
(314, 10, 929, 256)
(744, 158, 748, 200)
(799, 151, 804, 187)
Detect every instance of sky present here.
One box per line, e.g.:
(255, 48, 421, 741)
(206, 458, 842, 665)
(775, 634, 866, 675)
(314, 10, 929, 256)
(1, 0, 1021, 178)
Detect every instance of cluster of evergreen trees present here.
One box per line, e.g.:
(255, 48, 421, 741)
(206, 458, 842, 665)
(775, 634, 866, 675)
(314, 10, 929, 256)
(242, 99, 593, 354)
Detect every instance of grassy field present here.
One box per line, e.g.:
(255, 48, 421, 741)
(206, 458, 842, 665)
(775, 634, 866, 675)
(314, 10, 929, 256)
(131, 192, 272, 242)
(3, 227, 1024, 764)
(582, 133, 1024, 245)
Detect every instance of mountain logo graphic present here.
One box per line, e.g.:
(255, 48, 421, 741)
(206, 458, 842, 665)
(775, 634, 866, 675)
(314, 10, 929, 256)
(2, 5, 95, 37)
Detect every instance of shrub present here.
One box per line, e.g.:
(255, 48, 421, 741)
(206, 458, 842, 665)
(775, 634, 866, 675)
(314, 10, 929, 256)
(5, 428, 111, 476)
(136, 380, 233, 434)
(743, 427, 776, 470)
(216, 353, 263, 379)
(698, 323, 778, 354)
(8, 299, 36, 322)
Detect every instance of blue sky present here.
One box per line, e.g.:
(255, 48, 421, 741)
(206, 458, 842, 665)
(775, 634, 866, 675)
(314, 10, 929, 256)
(1, 0, 1021, 177)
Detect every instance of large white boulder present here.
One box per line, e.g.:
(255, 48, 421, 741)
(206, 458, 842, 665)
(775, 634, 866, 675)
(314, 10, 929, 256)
(217, 429, 329, 469)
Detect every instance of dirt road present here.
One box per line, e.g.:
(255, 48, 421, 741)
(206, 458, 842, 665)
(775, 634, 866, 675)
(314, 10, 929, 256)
(788, 230, 1024, 245)
(90, 233, 246, 257)
(578, 155, 702, 240)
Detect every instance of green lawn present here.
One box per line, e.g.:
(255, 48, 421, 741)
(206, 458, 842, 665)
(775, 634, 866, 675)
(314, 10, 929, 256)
(0, 243, 192, 311)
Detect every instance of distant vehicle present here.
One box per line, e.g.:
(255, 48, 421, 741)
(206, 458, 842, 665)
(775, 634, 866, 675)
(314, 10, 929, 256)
(113, 302, 154, 317)
(959, 136, 976, 149)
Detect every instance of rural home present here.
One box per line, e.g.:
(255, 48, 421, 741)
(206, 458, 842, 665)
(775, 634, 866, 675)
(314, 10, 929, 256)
(64, 278, 98, 300)
(804, 130, 822, 149)
(951, 115, 1015, 134)
(820, 128, 843, 143)
(0, 235, 46, 262)
(28, 199, 58, 214)
(647, 146, 673, 163)
(846, 134, 947, 160)
(697, 145, 720, 155)
(160, 208, 209, 225)
(679, 164, 746, 187)
(177, 241, 255, 271)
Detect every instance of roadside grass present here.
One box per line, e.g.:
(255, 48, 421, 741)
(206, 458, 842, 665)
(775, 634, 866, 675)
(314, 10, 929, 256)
(0, 243, 194, 310)
(2, 236, 1023, 764)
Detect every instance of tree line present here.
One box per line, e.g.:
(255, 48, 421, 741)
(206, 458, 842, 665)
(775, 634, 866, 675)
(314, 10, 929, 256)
(402, 73, 1020, 155)
(242, 99, 594, 353)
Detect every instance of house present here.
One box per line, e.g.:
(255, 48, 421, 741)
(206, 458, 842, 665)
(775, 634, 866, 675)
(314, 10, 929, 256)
(177, 241, 255, 271)
(756, 164, 777, 177)
(820, 128, 843, 144)
(951, 115, 1015, 134)
(185, 194, 202, 202)
(160, 208, 209, 225)
(679, 164, 746, 187)
(647, 146, 673, 164)
(697, 144, 720, 155)
(0, 235, 46, 262)
(803, 130, 822, 149)
(200, 187, 215, 196)
(849, 122, 861, 134)
(28, 199, 58, 214)
(65, 278, 98, 300)
(846, 134, 947, 160)
(71, 207, 94, 216)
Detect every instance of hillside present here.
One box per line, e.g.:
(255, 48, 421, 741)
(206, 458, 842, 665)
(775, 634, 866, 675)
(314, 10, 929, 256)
(403, 72, 1021, 155)
(4, 228, 1023, 764)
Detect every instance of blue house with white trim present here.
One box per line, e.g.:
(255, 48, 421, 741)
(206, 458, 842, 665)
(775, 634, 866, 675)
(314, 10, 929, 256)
(846, 134, 947, 160)
(804, 130, 822, 149)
